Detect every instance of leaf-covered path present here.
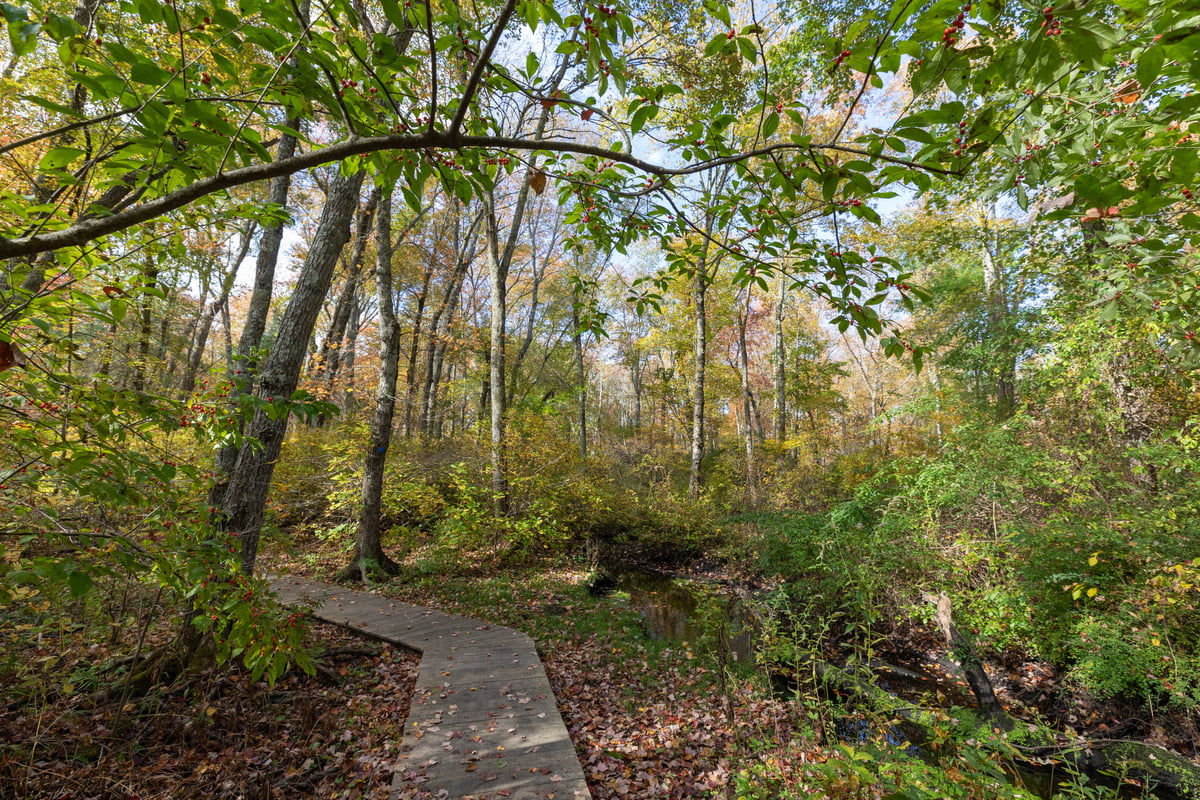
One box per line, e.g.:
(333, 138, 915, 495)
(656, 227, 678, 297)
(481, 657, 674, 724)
(270, 575, 591, 800)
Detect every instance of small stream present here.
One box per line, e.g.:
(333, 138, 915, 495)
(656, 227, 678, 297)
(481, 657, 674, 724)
(606, 568, 757, 664)
(605, 566, 962, 697)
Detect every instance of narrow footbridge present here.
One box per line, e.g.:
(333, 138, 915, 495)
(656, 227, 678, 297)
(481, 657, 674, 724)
(270, 575, 591, 800)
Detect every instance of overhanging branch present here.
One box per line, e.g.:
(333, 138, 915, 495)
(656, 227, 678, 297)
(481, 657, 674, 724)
(0, 131, 961, 260)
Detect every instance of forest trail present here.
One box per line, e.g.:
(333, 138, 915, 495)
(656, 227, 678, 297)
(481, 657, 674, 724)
(270, 574, 592, 800)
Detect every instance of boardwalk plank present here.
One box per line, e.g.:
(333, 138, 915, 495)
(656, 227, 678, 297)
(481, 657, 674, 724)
(268, 575, 592, 800)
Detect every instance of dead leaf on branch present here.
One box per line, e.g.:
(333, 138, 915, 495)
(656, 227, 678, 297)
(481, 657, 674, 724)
(528, 168, 547, 195)
(1113, 78, 1141, 104)
(0, 341, 27, 372)
(1082, 206, 1121, 221)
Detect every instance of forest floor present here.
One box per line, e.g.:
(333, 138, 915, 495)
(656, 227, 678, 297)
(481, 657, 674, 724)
(0, 618, 418, 800)
(4, 527, 1198, 800)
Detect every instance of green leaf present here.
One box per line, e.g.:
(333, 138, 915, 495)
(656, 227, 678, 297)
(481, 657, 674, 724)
(20, 94, 83, 117)
(630, 103, 656, 135)
(0, 2, 26, 24)
(39, 147, 86, 170)
(821, 172, 839, 203)
(68, 569, 92, 597)
(130, 61, 171, 86)
(1136, 45, 1164, 91)
(762, 111, 779, 139)
(736, 36, 757, 63)
(378, 0, 406, 30)
(8, 18, 39, 55)
(703, 32, 728, 58)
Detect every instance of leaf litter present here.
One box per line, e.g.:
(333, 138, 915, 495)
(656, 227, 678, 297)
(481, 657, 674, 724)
(0, 621, 418, 799)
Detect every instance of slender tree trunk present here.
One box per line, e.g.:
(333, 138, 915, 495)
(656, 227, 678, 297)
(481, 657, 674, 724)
(572, 297, 587, 459)
(773, 270, 787, 444)
(220, 169, 364, 576)
(980, 211, 1015, 420)
(181, 223, 256, 397)
(340, 297, 361, 412)
(402, 262, 433, 437)
(211, 117, 301, 497)
(631, 357, 643, 433)
(221, 299, 234, 377)
(485, 192, 510, 516)
(484, 59, 567, 516)
(315, 189, 378, 420)
(507, 208, 561, 405)
(420, 254, 470, 436)
(132, 256, 159, 393)
(342, 191, 401, 581)
(688, 246, 710, 499)
(737, 291, 759, 506)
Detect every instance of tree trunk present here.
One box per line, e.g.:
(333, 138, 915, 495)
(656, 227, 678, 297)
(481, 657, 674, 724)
(132, 256, 159, 393)
(507, 206, 562, 406)
(402, 261, 433, 437)
(418, 208, 481, 437)
(420, 251, 471, 436)
(980, 211, 1015, 420)
(340, 295, 361, 413)
(211, 116, 301, 497)
(737, 291, 759, 506)
(484, 192, 510, 516)
(688, 243, 710, 499)
(923, 591, 1007, 723)
(483, 59, 567, 516)
(572, 296, 587, 459)
(315, 188, 378, 421)
(219, 169, 364, 576)
(181, 223, 256, 397)
(773, 270, 787, 444)
(342, 191, 402, 582)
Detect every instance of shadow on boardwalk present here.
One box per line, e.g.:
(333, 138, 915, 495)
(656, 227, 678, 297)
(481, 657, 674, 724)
(270, 574, 591, 800)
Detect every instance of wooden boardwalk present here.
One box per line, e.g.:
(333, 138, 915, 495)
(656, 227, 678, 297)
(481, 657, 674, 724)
(270, 575, 591, 800)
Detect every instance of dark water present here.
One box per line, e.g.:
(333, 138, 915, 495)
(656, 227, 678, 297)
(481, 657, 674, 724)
(607, 568, 757, 664)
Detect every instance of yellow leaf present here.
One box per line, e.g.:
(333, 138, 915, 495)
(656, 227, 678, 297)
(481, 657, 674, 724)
(1086, 587, 1098, 598)
(1088, 553, 1099, 567)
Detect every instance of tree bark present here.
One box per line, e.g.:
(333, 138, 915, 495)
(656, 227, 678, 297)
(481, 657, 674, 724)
(315, 188, 379, 421)
(131, 254, 159, 393)
(342, 191, 402, 582)
(484, 191, 510, 516)
(688, 235, 712, 499)
(924, 591, 1007, 723)
(980, 209, 1015, 420)
(340, 294, 361, 412)
(402, 260, 433, 437)
(572, 294, 587, 459)
(737, 290, 759, 506)
(773, 270, 787, 444)
(220, 168, 364, 575)
(211, 118, 301, 498)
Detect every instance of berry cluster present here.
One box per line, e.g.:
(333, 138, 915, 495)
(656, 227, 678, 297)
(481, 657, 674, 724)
(1042, 6, 1061, 36)
(942, 4, 970, 47)
(951, 118, 969, 156)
